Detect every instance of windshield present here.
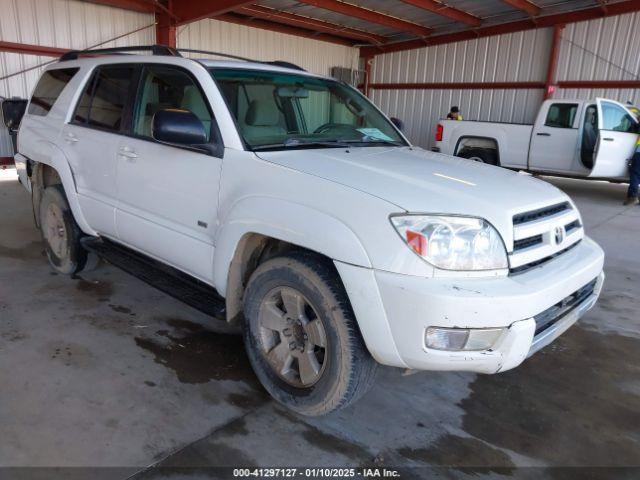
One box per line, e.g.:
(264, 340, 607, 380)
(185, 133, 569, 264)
(210, 68, 407, 151)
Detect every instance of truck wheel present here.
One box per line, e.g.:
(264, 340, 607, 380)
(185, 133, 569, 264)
(39, 185, 98, 275)
(242, 252, 378, 416)
(458, 148, 499, 166)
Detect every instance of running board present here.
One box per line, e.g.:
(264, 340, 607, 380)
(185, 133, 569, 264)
(81, 237, 226, 320)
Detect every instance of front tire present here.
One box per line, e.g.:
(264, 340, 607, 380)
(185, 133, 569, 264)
(39, 185, 98, 274)
(243, 252, 378, 416)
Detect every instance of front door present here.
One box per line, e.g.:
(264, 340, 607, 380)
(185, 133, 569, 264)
(115, 64, 223, 283)
(528, 101, 581, 174)
(60, 65, 138, 237)
(589, 98, 638, 179)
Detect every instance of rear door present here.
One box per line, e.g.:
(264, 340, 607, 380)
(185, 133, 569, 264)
(60, 64, 138, 237)
(528, 101, 582, 173)
(589, 98, 638, 179)
(114, 64, 223, 283)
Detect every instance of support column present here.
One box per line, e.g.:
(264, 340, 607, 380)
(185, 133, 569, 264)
(363, 55, 374, 97)
(544, 23, 565, 100)
(155, 0, 176, 48)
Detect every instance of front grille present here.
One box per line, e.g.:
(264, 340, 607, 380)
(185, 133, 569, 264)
(513, 234, 543, 251)
(565, 219, 581, 234)
(533, 278, 598, 336)
(513, 202, 570, 225)
(509, 201, 583, 275)
(510, 241, 581, 275)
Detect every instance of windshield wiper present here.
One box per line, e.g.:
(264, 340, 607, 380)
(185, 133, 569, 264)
(252, 139, 352, 151)
(344, 137, 404, 147)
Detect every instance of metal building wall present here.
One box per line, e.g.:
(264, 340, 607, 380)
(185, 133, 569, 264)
(177, 19, 359, 76)
(554, 11, 640, 104)
(0, 0, 154, 98)
(369, 28, 551, 148)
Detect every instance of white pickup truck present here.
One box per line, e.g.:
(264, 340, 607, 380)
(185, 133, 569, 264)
(15, 46, 604, 416)
(434, 98, 638, 181)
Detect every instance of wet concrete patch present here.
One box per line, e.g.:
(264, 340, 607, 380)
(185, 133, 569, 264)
(109, 304, 136, 316)
(134, 318, 258, 385)
(460, 325, 640, 466)
(75, 278, 114, 299)
(398, 434, 515, 475)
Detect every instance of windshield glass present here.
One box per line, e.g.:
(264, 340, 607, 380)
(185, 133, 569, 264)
(210, 68, 407, 150)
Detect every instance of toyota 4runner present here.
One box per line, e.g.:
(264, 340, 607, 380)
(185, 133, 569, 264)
(15, 46, 605, 416)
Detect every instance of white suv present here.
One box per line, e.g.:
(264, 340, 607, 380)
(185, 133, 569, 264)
(15, 46, 605, 416)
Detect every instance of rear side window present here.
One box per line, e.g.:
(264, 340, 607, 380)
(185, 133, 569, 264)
(544, 103, 578, 128)
(73, 65, 136, 133)
(28, 68, 79, 116)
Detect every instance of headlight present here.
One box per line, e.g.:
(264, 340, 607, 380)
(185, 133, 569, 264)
(390, 215, 508, 271)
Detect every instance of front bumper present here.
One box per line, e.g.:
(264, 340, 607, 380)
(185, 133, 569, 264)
(335, 236, 604, 373)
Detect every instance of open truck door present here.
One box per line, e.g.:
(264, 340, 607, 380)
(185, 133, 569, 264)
(589, 98, 638, 180)
(1, 98, 27, 153)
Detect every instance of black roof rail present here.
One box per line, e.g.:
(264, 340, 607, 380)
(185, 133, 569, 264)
(59, 45, 181, 62)
(177, 48, 306, 72)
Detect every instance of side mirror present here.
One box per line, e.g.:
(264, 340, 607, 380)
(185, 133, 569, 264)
(390, 117, 404, 131)
(153, 109, 208, 147)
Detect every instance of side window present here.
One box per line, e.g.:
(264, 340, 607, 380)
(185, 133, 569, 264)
(601, 102, 637, 133)
(544, 103, 578, 128)
(133, 66, 212, 141)
(28, 68, 79, 116)
(72, 66, 136, 132)
(87, 66, 136, 132)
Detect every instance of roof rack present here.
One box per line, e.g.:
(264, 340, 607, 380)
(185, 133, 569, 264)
(177, 48, 306, 71)
(59, 45, 181, 62)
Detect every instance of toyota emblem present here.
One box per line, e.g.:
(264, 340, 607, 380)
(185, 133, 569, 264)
(554, 226, 565, 245)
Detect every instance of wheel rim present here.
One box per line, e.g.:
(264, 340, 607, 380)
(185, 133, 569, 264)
(468, 156, 485, 163)
(44, 203, 68, 259)
(257, 286, 327, 388)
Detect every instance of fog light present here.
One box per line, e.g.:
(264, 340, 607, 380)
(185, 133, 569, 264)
(425, 327, 503, 351)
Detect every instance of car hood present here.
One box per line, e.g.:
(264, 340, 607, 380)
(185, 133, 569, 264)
(256, 146, 570, 245)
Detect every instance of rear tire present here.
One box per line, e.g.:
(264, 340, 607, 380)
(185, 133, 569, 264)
(242, 252, 378, 416)
(458, 147, 499, 166)
(39, 185, 99, 274)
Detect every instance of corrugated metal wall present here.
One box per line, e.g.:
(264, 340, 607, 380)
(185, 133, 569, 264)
(0, 0, 154, 98)
(369, 28, 551, 148)
(177, 19, 359, 76)
(369, 10, 640, 149)
(555, 11, 640, 104)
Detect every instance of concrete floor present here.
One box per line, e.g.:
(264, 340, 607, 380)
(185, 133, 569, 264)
(0, 168, 638, 479)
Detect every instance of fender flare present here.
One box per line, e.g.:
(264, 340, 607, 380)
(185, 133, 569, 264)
(212, 196, 371, 297)
(31, 143, 97, 236)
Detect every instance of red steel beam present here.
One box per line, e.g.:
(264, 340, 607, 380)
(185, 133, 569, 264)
(237, 5, 388, 44)
(501, 0, 541, 16)
(155, 0, 176, 47)
(399, 0, 481, 27)
(361, 0, 640, 56)
(81, 0, 156, 13)
(174, 0, 254, 25)
(0, 41, 68, 57)
(558, 80, 640, 89)
(543, 23, 564, 99)
(368, 81, 546, 90)
(296, 0, 433, 38)
(216, 13, 356, 46)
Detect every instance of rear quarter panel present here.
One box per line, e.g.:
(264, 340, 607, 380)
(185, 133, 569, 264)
(438, 119, 533, 168)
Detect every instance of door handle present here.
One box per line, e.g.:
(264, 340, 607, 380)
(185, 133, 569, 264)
(602, 137, 614, 141)
(118, 146, 139, 160)
(64, 132, 79, 144)
(536, 132, 551, 137)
